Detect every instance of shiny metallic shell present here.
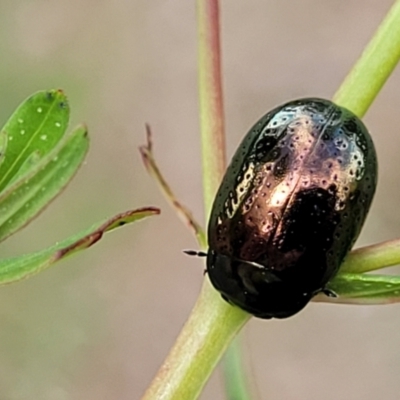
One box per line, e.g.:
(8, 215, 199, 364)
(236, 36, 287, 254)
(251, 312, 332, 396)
(206, 98, 377, 319)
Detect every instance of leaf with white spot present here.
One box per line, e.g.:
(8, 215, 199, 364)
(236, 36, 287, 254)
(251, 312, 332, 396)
(0, 90, 69, 192)
(314, 273, 400, 305)
(0, 130, 8, 167)
(0, 207, 159, 284)
(0, 125, 89, 242)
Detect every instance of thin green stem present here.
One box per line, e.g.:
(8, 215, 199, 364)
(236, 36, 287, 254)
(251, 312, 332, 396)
(197, 2, 253, 399)
(141, 2, 250, 399)
(222, 337, 253, 400)
(333, 0, 400, 117)
(341, 238, 400, 274)
(141, 280, 250, 400)
(197, 0, 226, 218)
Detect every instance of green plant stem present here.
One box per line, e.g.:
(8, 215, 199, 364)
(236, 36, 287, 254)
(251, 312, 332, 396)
(341, 238, 400, 274)
(197, 1, 253, 397)
(197, 0, 226, 218)
(332, 0, 400, 274)
(142, 2, 249, 400)
(141, 279, 250, 400)
(333, 0, 400, 117)
(222, 337, 253, 400)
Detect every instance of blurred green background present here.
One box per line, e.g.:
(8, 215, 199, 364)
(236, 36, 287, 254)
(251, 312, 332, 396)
(0, 1, 399, 399)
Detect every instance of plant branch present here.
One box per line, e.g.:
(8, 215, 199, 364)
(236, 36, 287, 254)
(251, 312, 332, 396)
(197, 0, 226, 218)
(341, 238, 400, 274)
(333, 0, 400, 117)
(139, 125, 206, 248)
(141, 2, 251, 400)
(141, 280, 250, 400)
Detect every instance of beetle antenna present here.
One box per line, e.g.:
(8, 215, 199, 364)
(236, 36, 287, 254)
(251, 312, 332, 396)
(184, 250, 207, 257)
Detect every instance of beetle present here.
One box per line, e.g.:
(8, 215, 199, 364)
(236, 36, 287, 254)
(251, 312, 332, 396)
(205, 98, 377, 319)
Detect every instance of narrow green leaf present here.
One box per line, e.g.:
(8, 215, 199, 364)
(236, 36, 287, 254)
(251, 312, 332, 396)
(320, 273, 400, 305)
(0, 130, 8, 167)
(0, 207, 160, 284)
(0, 90, 69, 191)
(0, 125, 89, 242)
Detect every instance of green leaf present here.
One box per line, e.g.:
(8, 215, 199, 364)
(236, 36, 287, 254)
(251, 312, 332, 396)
(0, 125, 89, 242)
(322, 273, 400, 305)
(0, 207, 160, 284)
(0, 90, 69, 191)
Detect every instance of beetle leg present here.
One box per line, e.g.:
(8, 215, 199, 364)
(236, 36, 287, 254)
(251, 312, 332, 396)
(321, 288, 338, 298)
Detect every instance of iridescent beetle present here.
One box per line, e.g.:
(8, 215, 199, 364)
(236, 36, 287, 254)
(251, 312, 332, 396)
(196, 98, 377, 319)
